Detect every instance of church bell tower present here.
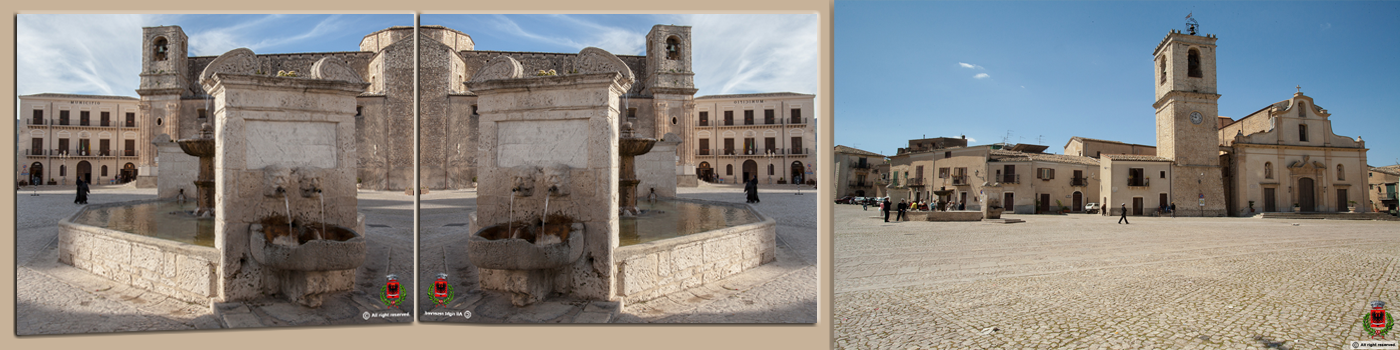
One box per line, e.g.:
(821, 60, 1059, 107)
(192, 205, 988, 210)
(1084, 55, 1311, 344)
(1152, 22, 1226, 216)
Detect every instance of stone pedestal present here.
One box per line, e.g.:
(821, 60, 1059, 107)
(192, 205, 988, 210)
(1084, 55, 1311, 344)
(465, 48, 633, 304)
(202, 48, 369, 305)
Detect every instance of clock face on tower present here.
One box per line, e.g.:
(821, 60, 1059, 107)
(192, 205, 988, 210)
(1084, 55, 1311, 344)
(1190, 111, 1203, 125)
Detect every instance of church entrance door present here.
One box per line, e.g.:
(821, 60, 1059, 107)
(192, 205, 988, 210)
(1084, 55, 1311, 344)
(1298, 177, 1316, 212)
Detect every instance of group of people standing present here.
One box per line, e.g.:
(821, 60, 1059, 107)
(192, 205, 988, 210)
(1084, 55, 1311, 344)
(73, 178, 90, 204)
(744, 177, 761, 203)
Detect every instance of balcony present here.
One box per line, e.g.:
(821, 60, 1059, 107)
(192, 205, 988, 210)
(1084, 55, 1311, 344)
(788, 117, 805, 124)
(848, 180, 871, 188)
(123, 150, 138, 157)
(1071, 177, 1089, 187)
(24, 149, 49, 156)
(123, 121, 138, 128)
(1001, 174, 1020, 184)
(1127, 177, 1150, 187)
(952, 175, 968, 186)
(907, 178, 926, 187)
(27, 118, 47, 126)
(851, 163, 872, 170)
(57, 119, 71, 126)
(698, 149, 712, 156)
(788, 148, 808, 155)
(698, 120, 710, 127)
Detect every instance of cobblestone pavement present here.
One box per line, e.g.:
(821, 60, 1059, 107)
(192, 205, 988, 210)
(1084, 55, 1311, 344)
(15, 185, 415, 334)
(833, 205, 1400, 349)
(419, 182, 818, 323)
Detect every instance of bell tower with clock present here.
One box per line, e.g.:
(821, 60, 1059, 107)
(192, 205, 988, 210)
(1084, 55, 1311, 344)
(1152, 24, 1226, 216)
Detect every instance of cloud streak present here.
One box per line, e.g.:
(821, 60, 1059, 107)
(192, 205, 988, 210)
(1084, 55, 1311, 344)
(974, 73, 990, 79)
(959, 62, 984, 69)
(17, 14, 162, 97)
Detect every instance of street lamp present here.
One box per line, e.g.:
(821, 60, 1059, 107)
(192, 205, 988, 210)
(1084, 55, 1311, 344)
(61, 151, 69, 186)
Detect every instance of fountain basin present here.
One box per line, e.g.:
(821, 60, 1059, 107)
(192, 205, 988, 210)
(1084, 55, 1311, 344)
(618, 137, 657, 157)
(176, 138, 215, 157)
(59, 200, 220, 305)
(613, 198, 776, 304)
(467, 222, 585, 271)
(249, 223, 366, 271)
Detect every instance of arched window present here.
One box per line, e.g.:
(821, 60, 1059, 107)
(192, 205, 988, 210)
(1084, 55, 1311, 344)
(726, 164, 733, 176)
(1337, 164, 1345, 181)
(101, 165, 108, 177)
(665, 36, 681, 60)
(153, 37, 169, 61)
(1297, 102, 1306, 118)
(1159, 57, 1166, 84)
(1264, 162, 1273, 179)
(1187, 48, 1202, 78)
(1299, 124, 1309, 142)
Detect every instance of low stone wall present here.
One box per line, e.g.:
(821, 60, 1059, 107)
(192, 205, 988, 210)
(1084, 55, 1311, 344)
(614, 199, 776, 305)
(58, 201, 219, 305)
(903, 211, 984, 222)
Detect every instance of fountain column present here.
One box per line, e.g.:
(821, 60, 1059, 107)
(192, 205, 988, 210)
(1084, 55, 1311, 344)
(177, 123, 216, 216)
(618, 122, 656, 216)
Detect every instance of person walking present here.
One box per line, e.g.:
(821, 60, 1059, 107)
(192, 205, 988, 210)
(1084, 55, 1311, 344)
(861, 198, 869, 211)
(896, 200, 908, 221)
(1118, 203, 1130, 224)
(746, 177, 760, 203)
(882, 197, 892, 222)
(1170, 202, 1177, 218)
(74, 178, 90, 205)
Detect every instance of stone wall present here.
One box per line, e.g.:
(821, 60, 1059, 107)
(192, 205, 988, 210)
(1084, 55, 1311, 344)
(461, 51, 648, 96)
(635, 133, 680, 198)
(904, 211, 983, 222)
(614, 200, 775, 304)
(155, 139, 197, 200)
(58, 204, 219, 305)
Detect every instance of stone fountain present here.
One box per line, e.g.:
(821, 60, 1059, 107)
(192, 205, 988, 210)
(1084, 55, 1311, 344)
(177, 123, 216, 217)
(618, 122, 657, 216)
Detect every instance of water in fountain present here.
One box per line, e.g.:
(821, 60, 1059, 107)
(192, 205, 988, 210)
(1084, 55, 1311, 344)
(318, 191, 326, 240)
(284, 195, 293, 237)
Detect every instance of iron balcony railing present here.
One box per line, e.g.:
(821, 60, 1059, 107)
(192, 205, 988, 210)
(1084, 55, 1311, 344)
(1071, 177, 1089, 186)
(952, 175, 968, 186)
(123, 150, 137, 157)
(907, 178, 926, 187)
(28, 118, 47, 125)
(1001, 174, 1020, 184)
(789, 117, 804, 124)
(124, 121, 138, 128)
(851, 163, 872, 169)
(848, 180, 871, 188)
(1127, 177, 1150, 187)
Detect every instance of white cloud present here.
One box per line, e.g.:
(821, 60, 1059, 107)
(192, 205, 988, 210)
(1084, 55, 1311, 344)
(966, 137, 977, 143)
(668, 14, 819, 97)
(17, 14, 167, 97)
(974, 73, 990, 79)
(958, 62, 983, 69)
(482, 15, 646, 55)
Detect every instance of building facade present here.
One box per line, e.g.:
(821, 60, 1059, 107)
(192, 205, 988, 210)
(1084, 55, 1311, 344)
(17, 94, 143, 185)
(132, 24, 802, 192)
(691, 92, 816, 185)
(833, 145, 885, 198)
(1369, 165, 1399, 215)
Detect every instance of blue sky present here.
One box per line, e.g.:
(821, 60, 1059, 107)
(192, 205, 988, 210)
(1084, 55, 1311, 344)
(16, 14, 411, 98)
(835, 1, 1400, 168)
(422, 14, 820, 98)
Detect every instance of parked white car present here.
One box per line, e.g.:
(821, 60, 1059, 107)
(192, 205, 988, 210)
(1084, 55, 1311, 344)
(1085, 202, 1100, 214)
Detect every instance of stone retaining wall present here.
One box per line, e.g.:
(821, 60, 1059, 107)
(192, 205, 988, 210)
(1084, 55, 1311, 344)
(58, 202, 219, 305)
(614, 200, 776, 304)
(904, 211, 984, 222)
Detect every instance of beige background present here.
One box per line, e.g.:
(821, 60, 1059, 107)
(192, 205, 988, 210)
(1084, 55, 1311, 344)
(1, 1, 834, 349)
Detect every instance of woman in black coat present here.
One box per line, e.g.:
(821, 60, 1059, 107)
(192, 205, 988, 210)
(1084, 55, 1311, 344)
(745, 178, 760, 203)
(74, 178, 90, 204)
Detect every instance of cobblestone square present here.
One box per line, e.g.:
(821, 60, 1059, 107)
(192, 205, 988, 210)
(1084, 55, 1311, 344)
(834, 205, 1400, 349)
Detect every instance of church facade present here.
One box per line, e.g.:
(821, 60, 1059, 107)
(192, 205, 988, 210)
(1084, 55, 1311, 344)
(133, 24, 769, 191)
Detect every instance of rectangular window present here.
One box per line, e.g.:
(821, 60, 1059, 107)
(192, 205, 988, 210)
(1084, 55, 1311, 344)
(723, 138, 735, 155)
(101, 111, 111, 126)
(1160, 170, 1166, 178)
(699, 111, 709, 126)
(790, 137, 803, 154)
(1299, 124, 1309, 142)
(31, 138, 43, 155)
(1037, 168, 1055, 180)
(939, 167, 950, 178)
(744, 110, 754, 125)
(915, 165, 924, 179)
(125, 139, 136, 156)
(80, 111, 90, 126)
(60, 110, 70, 125)
(32, 110, 43, 124)
(1003, 164, 1017, 183)
(724, 111, 733, 126)
(1129, 168, 1146, 186)
(100, 139, 111, 156)
(764, 137, 776, 153)
(197, 109, 207, 119)
(79, 139, 91, 155)
(698, 138, 710, 155)
(764, 109, 775, 124)
(790, 108, 801, 124)
(627, 108, 637, 119)
(743, 138, 756, 154)
(125, 112, 136, 127)
(58, 139, 70, 154)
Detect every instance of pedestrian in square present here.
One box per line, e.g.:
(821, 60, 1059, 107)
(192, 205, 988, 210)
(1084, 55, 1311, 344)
(897, 200, 908, 221)
(882, 197, 892, 222)
(1170, 202, 1177, 218)
(1118, 203, 1130, 224)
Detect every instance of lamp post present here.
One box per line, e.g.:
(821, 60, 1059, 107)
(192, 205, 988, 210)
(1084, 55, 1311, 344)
(61, 151, 69, 186)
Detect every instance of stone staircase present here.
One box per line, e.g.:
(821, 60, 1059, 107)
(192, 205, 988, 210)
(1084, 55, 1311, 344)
(1256, 212, 1399, 221)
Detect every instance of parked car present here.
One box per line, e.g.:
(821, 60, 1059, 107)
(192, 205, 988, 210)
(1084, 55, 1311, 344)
(835, 196, 855, 204)
(1085, 202, 1100, 214)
